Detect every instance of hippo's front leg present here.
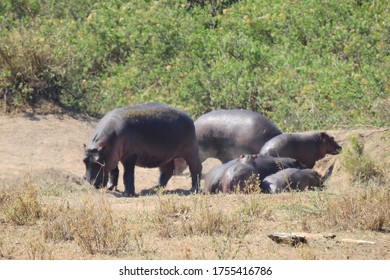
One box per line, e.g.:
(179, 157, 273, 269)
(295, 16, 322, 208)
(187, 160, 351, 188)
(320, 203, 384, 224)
(122, 160, 136, 197)
(107, 166, 119, 191)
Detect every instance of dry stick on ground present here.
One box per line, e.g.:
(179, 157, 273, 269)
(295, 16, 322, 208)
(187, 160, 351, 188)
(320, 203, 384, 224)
(268, 232, 375, 246)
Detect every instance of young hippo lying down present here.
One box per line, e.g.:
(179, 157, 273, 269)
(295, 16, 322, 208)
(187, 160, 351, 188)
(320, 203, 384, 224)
(203, 154, 306, 194)
(260, 168, 323, 194)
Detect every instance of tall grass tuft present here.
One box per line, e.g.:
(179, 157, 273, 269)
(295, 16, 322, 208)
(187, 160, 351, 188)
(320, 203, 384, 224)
(26, 237, 53, 260)
(154, 195, 250, 238)
(3, 181, 42, 226)
(41, 200, 74, 242)
(341, 135, 383, 183)
(70, 194, 131, 255)
(319, 185, 390, 231)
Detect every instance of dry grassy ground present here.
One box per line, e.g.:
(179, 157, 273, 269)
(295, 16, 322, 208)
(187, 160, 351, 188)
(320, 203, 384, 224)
(0, 113, 389, 260)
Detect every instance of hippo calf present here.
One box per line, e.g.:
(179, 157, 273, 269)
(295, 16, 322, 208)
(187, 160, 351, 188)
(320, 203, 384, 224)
(83, 102, 202, 197)
(175, 109, 282, 173)
(261, 168, 323, 194)
(220, 154, 258, 193)
(253, 154, 307, 179)
(203, 154, 306, 194)
(203, 154, 258, 193)
(259, 132, 342, 168)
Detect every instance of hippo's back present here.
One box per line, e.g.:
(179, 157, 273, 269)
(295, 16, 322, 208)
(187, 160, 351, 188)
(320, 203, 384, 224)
(253, 154, 306, 179)
(91, 103, 193, 142)
(195, 109, 282, 162)
(88, 102, 199, 169)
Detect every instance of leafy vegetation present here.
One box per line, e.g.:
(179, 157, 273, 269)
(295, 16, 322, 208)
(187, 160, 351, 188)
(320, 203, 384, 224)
(341, 134, 383, 183)
(1, 0, 389, 130)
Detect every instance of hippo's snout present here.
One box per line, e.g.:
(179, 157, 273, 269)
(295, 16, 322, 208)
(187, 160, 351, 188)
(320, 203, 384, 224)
(331, 146, 342, 155)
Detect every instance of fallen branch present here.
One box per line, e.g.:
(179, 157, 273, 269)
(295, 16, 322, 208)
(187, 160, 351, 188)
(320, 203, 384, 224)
(340, 238, 376, 245)
(268, 232, 375, 246)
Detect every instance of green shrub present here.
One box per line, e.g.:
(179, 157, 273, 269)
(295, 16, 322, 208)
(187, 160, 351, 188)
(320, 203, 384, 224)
(1, 0, 389, 130)
(342, 135, 383, 182)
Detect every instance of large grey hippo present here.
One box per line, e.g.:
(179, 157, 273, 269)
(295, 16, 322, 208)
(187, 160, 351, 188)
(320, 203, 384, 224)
(261, 168, 323, 194)
(260, 132, 342, 168)
(175, 109, 282, 173)
(83, 103, 202, 197)
(203, 154, 306, 194)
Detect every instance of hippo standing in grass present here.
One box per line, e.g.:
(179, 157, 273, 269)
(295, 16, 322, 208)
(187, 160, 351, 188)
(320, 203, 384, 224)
(261, 168, 323, 194)
(175, 109, 282, 173)
(83, 102, 202, 197)
(260, 132, 342, 168)
(203, 154, 306, 194)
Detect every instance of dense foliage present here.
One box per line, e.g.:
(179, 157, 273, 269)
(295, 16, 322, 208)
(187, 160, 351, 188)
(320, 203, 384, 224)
(0, 0, 389, 131)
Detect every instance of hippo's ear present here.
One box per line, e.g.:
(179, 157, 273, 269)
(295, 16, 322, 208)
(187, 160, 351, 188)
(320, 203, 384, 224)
(251, 154, 257, 159)
(320, 132, 329, 142)
(98, 142, 107, 152)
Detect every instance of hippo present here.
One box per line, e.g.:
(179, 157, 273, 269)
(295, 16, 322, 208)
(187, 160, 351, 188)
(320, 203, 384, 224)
(220, 154, 258, 193)
(259, 132, 342, 168)
(253, 154, 307, 179)
(175, 109, 282, 173)
(203, 154, 306, 194)
(261, 168, 323, 194)
(83, 102, 202, 197)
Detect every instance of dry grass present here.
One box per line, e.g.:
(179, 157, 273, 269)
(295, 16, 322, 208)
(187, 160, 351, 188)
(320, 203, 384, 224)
(318, 183, 390, 231)
(25, 237, 54, 260)
(67, 194, 132, 255)
(1, 180, 389, 259)
(152, 194, 251, 238)
(0, 180, 42, 226)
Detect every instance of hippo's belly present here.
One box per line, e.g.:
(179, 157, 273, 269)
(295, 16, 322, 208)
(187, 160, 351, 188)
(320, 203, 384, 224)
(135, 154, 173, 168)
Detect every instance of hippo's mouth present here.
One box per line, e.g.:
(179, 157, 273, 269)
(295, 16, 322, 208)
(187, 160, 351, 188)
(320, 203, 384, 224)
(330, 148, 342, 155)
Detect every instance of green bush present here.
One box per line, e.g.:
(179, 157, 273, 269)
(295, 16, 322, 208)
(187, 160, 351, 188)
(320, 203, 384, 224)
(342, 135, 383, 182)
(1, 0, 389, 130)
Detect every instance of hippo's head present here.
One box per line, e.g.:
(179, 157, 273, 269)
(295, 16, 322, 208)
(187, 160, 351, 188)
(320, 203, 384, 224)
(83, 145, 108, 188)
(320, 132, 342, 156)
(238, 154, 257, 166)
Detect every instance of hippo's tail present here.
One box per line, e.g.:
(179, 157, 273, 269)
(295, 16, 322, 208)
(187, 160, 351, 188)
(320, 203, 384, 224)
(321, 160, 335, 183)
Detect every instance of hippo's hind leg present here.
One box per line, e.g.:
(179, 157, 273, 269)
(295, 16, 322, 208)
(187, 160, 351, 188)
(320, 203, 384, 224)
(158, 160, 175, 187)
(185, 156, 202, 193)
(107, 166, 119, 191)
(122, 160, 137, 197)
